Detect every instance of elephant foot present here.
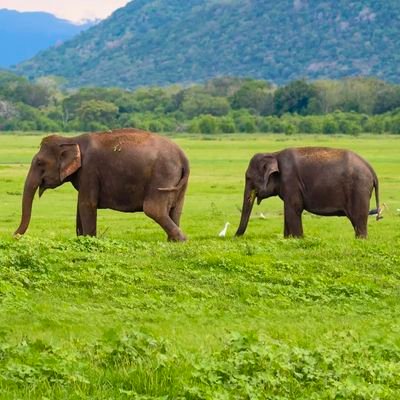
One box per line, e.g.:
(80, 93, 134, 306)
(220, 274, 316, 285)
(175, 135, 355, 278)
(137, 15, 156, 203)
(355, 232, 367, 239)
(284, 233, 304, 239)
(168, 233, 187, 242)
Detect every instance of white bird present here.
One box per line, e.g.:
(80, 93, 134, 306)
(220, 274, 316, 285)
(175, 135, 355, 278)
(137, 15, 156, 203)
(259, 212, 266, 219)
(219, 222, 230, 237)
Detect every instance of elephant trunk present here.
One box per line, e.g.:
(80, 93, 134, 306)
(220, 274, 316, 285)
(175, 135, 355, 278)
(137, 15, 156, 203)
(14, 165, 41, 236)
(235, 182, 256, 236)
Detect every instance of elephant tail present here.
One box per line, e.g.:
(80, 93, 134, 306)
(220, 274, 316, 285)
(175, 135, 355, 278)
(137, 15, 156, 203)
(368, 173, 383, 221)
(158, 158, 190, 192)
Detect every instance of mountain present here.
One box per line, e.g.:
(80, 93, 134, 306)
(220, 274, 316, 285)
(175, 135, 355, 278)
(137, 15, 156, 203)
(14, 0, 400, 88)
(0, 9, 93, 68)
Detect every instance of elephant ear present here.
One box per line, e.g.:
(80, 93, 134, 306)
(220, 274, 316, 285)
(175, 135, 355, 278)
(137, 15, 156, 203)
(59, 144, 81, 182)
(263, 156, 279, 187)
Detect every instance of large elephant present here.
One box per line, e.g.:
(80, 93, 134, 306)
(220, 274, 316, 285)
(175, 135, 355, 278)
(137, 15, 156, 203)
(236, 147, 381, 238)
(15, 129, 189, 241)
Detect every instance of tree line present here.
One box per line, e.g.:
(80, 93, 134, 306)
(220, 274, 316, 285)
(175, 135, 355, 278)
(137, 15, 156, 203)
(1, 72, 400, 134)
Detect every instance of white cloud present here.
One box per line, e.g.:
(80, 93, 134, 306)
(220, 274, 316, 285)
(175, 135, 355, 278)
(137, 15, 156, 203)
(0, 0, 130, 22)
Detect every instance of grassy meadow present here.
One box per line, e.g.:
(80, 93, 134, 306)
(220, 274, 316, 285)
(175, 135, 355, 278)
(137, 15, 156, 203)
(0, 133, 400, 399)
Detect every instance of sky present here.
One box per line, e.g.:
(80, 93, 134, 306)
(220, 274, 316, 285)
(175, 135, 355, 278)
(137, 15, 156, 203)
(0, 0, 131, 23)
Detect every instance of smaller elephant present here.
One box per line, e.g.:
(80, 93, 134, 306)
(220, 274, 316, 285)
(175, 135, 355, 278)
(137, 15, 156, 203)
(15, 129, 189, 241)
(235, 147, 381, 239)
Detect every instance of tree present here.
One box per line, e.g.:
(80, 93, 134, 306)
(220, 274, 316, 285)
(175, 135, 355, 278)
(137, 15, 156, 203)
(77, 100, 118, 130)
(298, 117, 321, 133)
(8, 81, 51, 108)
(274, 80, 321, 116)
(205, 77, 248, 97)
(373, 85, 400, 114)
(0, 100, 18, 120)
(322, 118, 338, 134)
(315, 78, 391, 115)
(197, 115, 218, 134)
(181, 93, 230, 118)
(230, 80, 273, 114)
(218, 117, 236, 133)
(131, 87, 172, 113)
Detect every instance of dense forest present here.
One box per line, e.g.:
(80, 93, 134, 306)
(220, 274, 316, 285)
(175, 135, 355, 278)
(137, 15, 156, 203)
(15, 0, 400, 88)
(1, 71, 400, 134)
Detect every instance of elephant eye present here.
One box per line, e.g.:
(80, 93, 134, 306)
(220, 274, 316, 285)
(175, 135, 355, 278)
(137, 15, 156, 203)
(36, 159, 44, 167)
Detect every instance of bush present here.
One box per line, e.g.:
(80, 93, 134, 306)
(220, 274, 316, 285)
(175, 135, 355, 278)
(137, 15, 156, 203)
(284, 123, 297, 135)
(127, 115, 149, 131)
(298, 117, 321, 133)
(388, 115, 400, 134)
(181, 93, 230, 118)
(323, 118, 339, 134)
(198, 115, 218, 134)
(258, 118, 270, 133)
(238, 117, 257, 133)
(148, 120, 164, 132)
(218, 117, 236, 133)
(77, 100, 118, 131)
(232, 111, 257, 133)
(36, 117, 62, 132)
(268, 117, 286, 133)
(363, 117, 384, 134)
(338, 119, 361, 135)
(84, 121, 110, 132)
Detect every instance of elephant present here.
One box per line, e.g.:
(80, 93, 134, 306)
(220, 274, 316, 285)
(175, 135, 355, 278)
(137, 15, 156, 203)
(15, 128, 189, 241)
(235, 147, 381, 239)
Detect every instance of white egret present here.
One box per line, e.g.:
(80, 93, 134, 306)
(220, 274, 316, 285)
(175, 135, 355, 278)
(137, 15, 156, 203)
(219, 222, 230, 237)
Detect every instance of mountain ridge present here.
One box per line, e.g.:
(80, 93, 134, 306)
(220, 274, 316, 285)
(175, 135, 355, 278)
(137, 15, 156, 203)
(14, 0, 400, 88)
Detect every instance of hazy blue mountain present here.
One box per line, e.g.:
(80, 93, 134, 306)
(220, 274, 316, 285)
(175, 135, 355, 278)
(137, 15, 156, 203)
(14, 0, 400, 88)
(0, 9, 93, 67)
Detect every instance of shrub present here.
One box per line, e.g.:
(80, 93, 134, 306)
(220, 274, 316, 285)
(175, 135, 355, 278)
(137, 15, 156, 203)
(268, 117, 286, 133)
(322, 118, 338, 134)
(218, 117, 236, 133)
(148, 120, 164, 132)
(238, 117, 257, 133)
(198, 115, 218, 134)
(298, 117, 321, 133)
(284, 123, 297, 135)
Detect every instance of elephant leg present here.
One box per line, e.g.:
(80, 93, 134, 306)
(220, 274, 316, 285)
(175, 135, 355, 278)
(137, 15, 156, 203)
(348, 213, 368, 238)
(284, 218, 289, 237)
(355, 220, 368, 239)
(78, 203, 97, 236)
(78, 191, 98, 236)
(76, 204, 83, 236)
(169, 189, 187, 226)
(348, 207, 369, 239)
(346, 193, 369, 239)
(144, 200, 186, 242)
(283, 202, 303, 238)
(76, 178, 99, 236)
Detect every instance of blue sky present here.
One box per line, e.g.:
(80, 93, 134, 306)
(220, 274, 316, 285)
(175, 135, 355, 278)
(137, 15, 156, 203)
(0, 0, 130, 22)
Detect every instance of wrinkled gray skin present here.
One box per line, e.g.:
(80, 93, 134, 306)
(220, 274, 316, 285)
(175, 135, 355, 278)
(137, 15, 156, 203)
(236, 147, 381, 239)
(15, 129, 189, 241)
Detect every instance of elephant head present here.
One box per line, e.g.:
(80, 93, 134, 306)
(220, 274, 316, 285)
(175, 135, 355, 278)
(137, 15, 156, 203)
(235, 153, 280, 236)
(14, 135, 81, 235)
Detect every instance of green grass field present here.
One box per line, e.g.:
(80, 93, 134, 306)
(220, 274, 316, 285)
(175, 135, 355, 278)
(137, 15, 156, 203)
(0, 133, 400, 399)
